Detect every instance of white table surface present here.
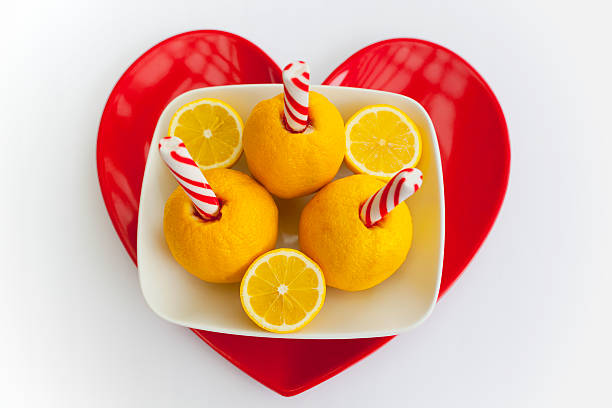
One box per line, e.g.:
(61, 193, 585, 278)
(2, 0, 610, 406)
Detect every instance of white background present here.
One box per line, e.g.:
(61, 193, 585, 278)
(2, 0, 611, 406)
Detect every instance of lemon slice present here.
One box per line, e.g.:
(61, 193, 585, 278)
(240, 249, 326, 333)
(345, 104, 422, 179)
(168, 98, 243, 170)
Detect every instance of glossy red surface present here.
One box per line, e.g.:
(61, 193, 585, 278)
(98, 31, 281, 261)
(325, 39, 510, 297)
(97, 31, 509, 397)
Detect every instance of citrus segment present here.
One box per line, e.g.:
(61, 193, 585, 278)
(168, 98, 243, 170)
(240, 249, 326, 333)
(345, 104, 422, 179)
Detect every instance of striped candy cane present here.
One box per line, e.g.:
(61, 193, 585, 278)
(283, 61, 310, 132)
(360, 168, 423, 227)
(159, 136, 220, 220)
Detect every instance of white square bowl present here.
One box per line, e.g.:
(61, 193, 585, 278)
(138, 84, 444, 339)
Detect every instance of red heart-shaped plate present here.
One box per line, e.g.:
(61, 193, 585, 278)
(97, 30, 509, 396)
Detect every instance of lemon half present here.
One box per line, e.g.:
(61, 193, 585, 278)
(345, 104, 422, 179)
(240, 249, 326, 333)
(168, 98, 243, 170)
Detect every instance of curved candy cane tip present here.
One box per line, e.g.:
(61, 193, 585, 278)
(283, 61, 310, 133)
(158, 135, 220, 220)
(360, 167, 424, 227)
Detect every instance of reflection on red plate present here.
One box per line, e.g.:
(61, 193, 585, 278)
(325, 39, 510, 297)
(97, 31, 509, 397)
(98, 31, 280, 259)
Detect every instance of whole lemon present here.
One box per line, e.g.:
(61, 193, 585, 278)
(299, 175, 412, 291)
(243, 92, 345, 199)
(163, 168, 278, 283)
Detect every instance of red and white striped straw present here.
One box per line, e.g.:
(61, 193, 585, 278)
(159, 136, 220, 220)
(283, 61, 310, 132)
(360, 168, 423, 227)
